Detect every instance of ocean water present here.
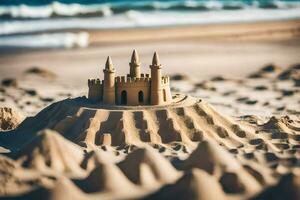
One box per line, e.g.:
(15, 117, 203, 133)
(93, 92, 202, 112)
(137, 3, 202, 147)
(1, 0, 300, 49)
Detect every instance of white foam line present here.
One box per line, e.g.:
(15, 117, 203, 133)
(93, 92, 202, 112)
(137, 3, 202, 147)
(1, 7, 300, 35)
(0, 32, 89, 48)
(0, 2, 113, 18)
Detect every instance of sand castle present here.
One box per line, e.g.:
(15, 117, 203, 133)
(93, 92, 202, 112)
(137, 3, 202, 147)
(88, 50, 172, 105)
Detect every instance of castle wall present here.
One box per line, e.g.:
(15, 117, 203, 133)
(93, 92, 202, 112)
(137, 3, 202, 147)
(161, 76, 172, 104)
(115, 76, 150, 105)
(88, 79, 103, 101)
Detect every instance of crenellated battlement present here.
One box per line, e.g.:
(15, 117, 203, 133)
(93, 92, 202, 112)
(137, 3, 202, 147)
(88, 78, 103, 101)
(115, 75, 151, 87)
(126, 73, 150, 78)
(88, 78, 103, 87)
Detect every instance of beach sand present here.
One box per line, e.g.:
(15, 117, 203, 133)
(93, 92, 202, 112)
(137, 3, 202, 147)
(0, 20, 300, 200)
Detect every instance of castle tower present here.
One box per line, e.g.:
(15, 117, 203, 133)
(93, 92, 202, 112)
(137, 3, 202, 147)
(103, 56, 116, 104)
(129, 49, 141, 78)
(150, 52, 163, 105)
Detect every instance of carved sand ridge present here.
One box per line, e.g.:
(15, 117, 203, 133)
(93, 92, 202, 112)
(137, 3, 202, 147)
(2, 94, 297, 157)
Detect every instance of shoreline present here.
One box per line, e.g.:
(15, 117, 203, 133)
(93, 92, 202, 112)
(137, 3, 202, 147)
(0, 19, 300, 55)
(0, 19, 299, 84)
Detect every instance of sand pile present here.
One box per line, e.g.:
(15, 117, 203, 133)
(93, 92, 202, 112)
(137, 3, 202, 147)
(248, 63, 282, 79)
(144, 169, 227, 200)
(25, 67, 57, 79)
(1, 177, 86, 200)
(0, 82, 299, 199)
(117, 146, 180, 187)
(1, 137, 287, 199)
(252, 173, 300, 200)
(1, 94, 284, 152)
(13, 129, 87, 177)
(74, 162, 138, 193)
(0, 107, 22, 131)
(182, 140, 262, 194)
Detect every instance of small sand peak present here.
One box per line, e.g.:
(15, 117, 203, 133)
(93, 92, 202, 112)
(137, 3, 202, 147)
(118, 145, 180, 185)
(183, 139, 241, 174)
(50, 177, 85, 200)
(76, 162, 137, 193)
(14, 129, 85, 175)
(145, 169, 227, 200)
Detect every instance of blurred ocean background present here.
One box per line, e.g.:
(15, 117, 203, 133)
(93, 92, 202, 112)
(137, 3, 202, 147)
(1, 0, 300, 48)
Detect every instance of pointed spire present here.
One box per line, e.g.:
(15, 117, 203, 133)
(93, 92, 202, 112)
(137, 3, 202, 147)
(105, 56, 114, 70)
(131, 49, 139, 64)
(152, 51, 160, 66)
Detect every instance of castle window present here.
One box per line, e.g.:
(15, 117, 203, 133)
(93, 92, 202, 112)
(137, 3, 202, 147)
(138, 91, 144, 103)
(121, 90, 127, 105)
(163, 89, 166, 102)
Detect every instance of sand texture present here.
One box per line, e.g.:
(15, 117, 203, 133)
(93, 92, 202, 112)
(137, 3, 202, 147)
(0, 64, 300, 199)
(0, 107, 22, 131)
(0, 21, 300, 200)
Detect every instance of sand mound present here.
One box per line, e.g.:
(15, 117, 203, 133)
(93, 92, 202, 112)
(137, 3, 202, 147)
(248, 63, 282, 78)
(144, 169, 227, 200)
(0, 107, 22, 131)
(251, 173, 300, 200)
(74, 162, 137, 193)
(0, 92, 299, 199)
(0, 177, 85, 200)
(277, 64, 300, 81)
(0, 155, 50, 196)
(118, 145, 180, 187)
(25, 67, 57, 78)
(0, 156, 18, 195)
(259, 116, 300, 134)
(170, 73, 189, 81)
(248, 63, 300, 82)
(2, 95, 272, 151)
(1, 78, 18, 87)
(182, 139, 241, 174)
(183, 140, 262, 194)
(14, 129, 86, 176)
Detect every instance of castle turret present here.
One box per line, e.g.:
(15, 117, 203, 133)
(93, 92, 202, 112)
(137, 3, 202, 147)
(129, 49, 141, 78)
(150, 52, 163, 105)
(103, 56, 116, 104)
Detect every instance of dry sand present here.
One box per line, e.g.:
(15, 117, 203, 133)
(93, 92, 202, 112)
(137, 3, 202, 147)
(0, 20, 300, 200)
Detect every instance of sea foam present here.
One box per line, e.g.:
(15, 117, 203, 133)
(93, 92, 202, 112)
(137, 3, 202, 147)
(1, 7, 300, 35)
(0, 32, 89, 48)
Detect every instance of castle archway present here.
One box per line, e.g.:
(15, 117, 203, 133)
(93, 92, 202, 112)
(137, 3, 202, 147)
(138, 91, 144, 103)
(121, 90, 127, 105)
